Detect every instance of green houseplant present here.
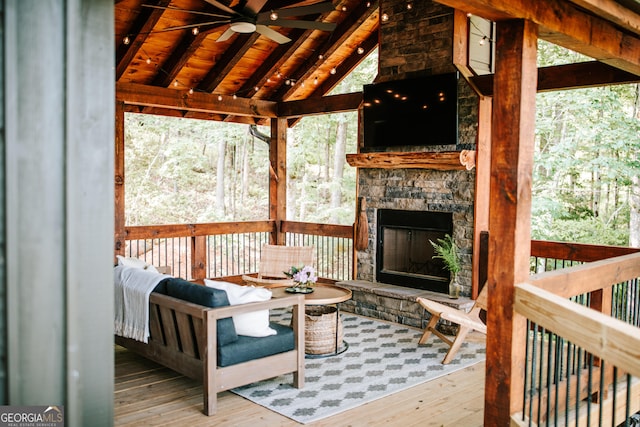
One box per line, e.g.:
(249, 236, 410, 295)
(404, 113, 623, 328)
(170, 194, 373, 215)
(429, 234, 461, 298)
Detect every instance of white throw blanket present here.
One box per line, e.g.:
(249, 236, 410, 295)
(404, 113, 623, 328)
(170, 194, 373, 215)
(114, 265, 170, 343)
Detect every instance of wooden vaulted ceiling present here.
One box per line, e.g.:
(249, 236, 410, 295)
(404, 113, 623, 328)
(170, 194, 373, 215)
(115, 0, 379, 124)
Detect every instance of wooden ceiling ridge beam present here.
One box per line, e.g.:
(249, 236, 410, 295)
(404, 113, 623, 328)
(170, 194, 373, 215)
(116, 82, 278, 118)
(471, 61, 640, 96)
(567, 0, 640, 36)
(435, 0, 640, 76)
(116, 0, 171, 80)
(273, 0, 380, 101)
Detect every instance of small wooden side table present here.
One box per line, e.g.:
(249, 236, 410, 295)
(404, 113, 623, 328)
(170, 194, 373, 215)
(268, 284, 352, 357)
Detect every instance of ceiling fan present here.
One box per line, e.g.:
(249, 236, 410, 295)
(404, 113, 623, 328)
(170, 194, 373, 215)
(144, 0, 337, 44)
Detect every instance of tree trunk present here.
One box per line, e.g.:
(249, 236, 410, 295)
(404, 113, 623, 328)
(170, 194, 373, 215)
(330, 119, 347, 223)
(630, 84, 640, 247)
(215, 139, 226, 216)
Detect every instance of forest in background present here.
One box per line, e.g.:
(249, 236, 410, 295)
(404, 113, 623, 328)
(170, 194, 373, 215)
(125, 42, 639, 247)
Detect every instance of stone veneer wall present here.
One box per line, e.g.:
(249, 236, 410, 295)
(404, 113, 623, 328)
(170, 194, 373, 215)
(355, 0, 479, 297)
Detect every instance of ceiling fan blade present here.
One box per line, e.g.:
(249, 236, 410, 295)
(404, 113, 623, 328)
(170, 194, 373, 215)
(260, 19, 336, 31)
(259, 2, 335, 20)
(142, 4, 231, 19)
(241, 0, 268, 16)
(216, 27, 236, 42)
(156, 20, 230, 33)
(255, 25, 291, 44)
(203, 0, 240, 16)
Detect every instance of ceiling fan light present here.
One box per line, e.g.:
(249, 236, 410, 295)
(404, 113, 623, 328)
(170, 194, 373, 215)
(230, 21, 257, 33)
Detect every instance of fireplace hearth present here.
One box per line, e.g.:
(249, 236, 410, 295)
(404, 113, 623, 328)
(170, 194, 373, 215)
(376, 209, 453, 293)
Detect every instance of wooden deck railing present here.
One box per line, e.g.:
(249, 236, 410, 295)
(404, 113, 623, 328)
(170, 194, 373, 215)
(513, 242, 640, 426)
(124, 220, 354, 282)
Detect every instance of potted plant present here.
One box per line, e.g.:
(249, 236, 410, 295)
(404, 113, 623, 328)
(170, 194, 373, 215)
(429, 234, 461, 298)
(283, 265, 318, 294)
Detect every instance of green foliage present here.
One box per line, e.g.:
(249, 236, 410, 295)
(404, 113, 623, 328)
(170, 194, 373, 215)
(532, 40, 639, 246)
(429, 234, 460, 275)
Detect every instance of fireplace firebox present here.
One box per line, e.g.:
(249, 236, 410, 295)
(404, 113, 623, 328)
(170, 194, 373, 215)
(376, 209, 453, 293)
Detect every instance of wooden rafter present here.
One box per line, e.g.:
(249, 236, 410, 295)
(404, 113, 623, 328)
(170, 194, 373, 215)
(272, 0, 380, 101)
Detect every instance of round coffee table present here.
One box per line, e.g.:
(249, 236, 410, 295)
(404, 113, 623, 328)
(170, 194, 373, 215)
(268, 284, 352, 357)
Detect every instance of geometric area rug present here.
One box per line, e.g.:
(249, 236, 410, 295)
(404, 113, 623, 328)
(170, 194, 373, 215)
(232, 311, 486, 424)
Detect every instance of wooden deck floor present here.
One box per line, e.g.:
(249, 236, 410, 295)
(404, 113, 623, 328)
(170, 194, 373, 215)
(115, 334, 486, 427)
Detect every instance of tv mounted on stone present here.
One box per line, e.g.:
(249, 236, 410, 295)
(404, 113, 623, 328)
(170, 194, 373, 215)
(362, 72, 459, 149)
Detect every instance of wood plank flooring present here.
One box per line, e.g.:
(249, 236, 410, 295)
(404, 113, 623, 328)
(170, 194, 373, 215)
(115, 334, 486, 427)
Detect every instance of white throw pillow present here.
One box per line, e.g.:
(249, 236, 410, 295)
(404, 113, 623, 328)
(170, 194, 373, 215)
(204, 280, 277, 337)
(116, 255, 159, 273)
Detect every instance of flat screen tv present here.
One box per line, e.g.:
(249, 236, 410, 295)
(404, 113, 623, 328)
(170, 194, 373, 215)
(362, 72, 459, 149)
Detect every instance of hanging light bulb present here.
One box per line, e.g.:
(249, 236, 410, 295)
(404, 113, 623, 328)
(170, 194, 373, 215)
(146, 57, 151, 64)
(381, 13, 389, 22)
(269, 10, 278, 20)
(254, 86, 259, 91)
(173, 80, 179, 87)
(217, 94, 223, 101)
(366, 2, 371, 7)
(285, 79, 291, 85)
(188, 88, 194, 95)
(330, 67, 336, 75)
(233, 94, 237, 99)
(318, 54, 324, 60)
(314, 77, 319, 85)
(357, 46, 365, 55)
(479, 36, 486, 46)
(123, 36, 130, 45)
(192, 27, 199, 35)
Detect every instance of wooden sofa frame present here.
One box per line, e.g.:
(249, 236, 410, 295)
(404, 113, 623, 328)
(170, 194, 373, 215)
(115, 291, 306, 415)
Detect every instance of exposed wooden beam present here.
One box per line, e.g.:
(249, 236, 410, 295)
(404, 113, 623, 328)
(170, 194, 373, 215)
(279, 92, 362, 117)
(436, 0, 640, 75)
(471, 61, 640, 96)
(116, 82, 278, 118)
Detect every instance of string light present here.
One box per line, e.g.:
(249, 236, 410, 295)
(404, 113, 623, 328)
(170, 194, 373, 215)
(188, 88, 194, 94)
(233, 94, 237, 99)
(269, 10, 278, 20)
(123, 36, 130, 45)
(217, 94, 223, 101)
(406, 2, 413, 10)
(192, 27, 199, 35)
(146, 57, 151, 64)
(357, 46, 365, 55)
(173, 80, 179, 87)
(381, 13, 389, 22)
(330, 67, 336, 75)
(314, 77, 319, 85)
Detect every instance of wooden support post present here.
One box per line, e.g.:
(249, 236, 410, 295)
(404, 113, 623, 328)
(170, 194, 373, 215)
(472, 96, 492, 298)
(115, 101, 126, 259)
(191, 236, 207, 280)
(270, 118, 288, 245)
(484, 19, 538, 425)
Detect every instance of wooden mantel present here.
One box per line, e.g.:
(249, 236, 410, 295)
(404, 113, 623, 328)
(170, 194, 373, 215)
(346, 150, 476, 170)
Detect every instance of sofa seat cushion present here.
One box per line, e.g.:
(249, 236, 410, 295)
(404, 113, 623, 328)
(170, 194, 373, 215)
(155, 278, 238, 346)
(217, 323, 294, 367)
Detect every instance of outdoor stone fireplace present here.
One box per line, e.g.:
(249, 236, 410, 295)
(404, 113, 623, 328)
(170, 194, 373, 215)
(336, 0, 479, 328)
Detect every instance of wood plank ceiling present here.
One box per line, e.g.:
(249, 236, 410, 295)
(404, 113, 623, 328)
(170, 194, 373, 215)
(115, 0, 379, 123)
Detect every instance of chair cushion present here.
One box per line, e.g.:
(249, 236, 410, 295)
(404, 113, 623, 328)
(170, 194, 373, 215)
(217, 323, 294, 367)
(155, 278, 238, 346)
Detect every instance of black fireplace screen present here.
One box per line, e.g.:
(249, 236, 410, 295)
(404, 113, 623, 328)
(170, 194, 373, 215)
(376, 209, 453, 293)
